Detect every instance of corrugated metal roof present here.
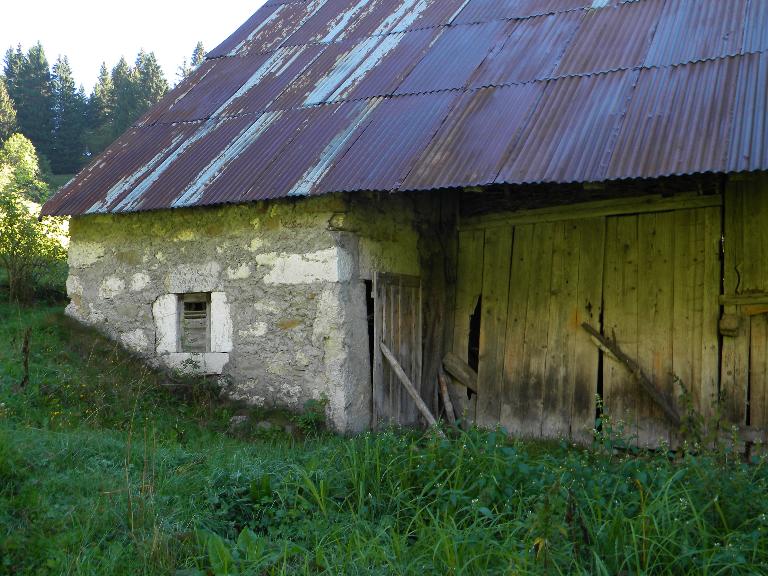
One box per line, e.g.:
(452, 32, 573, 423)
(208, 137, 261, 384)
(42, 0, 768, 217)
(469, 11, 583, 87)
(607, 56, 739, 179)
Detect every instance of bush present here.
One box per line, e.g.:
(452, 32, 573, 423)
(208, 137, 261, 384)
(0, 134, 67, 303)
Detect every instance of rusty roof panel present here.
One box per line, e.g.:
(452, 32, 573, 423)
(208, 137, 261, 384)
(41, 0, 768, 217)
(138, 55, 273, 125)
(118, 116, 259, 212)
(404, 83, 544, 190)
(282, 0, 397, 45)
(256, 99, 381, 199)
(390, 0, 473, 32)
(644, 0, 747, 67)
(607, 56, 740, 180)
(43, 123, 198, 216)
(195, 109, 312, 205)
(554, 0, 663, 77)
(744, 0, 768, 54)
(207, 3, 284, 58)
(470, 11, 582, 87)
(228, 0, 330, 56)
(395, 21, 513, 94)
(216, 45, 324, 116)
(317, 92, 460, 193)
(728, 51, 768, 174)
(499, 69, 637, 184)
(335, 28, 442, 101)
(453, 0, 590, 24)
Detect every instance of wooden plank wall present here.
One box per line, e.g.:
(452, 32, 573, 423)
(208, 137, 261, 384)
(372, 273, 422, 428)
(451, 230, 484, 423)
(602, 208, 720, 446)
(722, 175, 768, 428)
(456, 193, 724, 445)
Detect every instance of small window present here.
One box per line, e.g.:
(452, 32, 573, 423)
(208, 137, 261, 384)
(180, 293, 210, 352)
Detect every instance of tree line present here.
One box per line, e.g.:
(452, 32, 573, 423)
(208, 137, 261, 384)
(0, 41, 205, 177)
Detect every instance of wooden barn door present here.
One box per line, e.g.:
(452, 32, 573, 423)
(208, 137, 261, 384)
(602, 207, 721, 446)
(486, 220, 605, 440)
(372, 272, 423, 428)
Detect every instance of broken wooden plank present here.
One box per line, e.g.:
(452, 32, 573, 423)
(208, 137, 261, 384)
(438, 368, 457, 426)
(442, 351, 478, 393)
(381, 342, 444, 436)
(581, 322, 681, 429)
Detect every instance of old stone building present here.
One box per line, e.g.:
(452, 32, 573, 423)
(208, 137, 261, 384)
(44, 0, 768, 443)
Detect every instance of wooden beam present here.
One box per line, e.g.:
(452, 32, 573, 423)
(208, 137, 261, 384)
(438, 368, 457, 426)
(719, 293, 768, 306)
(442, 351, 478, 393)
(461, 193, 722, 231)
(381, 342, 444, 436)
(581, 323, 682, 429)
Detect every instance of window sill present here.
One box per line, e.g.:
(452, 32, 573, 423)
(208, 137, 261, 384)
(159, 352, 229, 375)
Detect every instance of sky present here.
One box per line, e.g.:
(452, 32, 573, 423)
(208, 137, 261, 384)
(1, 1, 266, 92)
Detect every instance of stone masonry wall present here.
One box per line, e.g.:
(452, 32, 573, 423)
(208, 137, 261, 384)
(65, 193, 421, 433)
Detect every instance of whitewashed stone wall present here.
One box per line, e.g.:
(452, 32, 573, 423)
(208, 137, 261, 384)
(65, 193, 420, 433)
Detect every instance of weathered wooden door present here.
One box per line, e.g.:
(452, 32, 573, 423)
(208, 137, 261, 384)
(454, 220, 605, 439)
(372, 272, 423, 428)
(601, 207, 721, 446)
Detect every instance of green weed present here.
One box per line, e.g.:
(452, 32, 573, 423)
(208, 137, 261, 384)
(2, 302, 768, 574)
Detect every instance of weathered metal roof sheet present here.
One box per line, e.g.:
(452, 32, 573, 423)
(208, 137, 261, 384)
(43, 0, 768, 216)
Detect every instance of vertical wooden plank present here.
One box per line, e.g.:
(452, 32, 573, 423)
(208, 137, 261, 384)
(541, 221, 579, 438)
(415, 280, 424, 427)
(722, 182, 748, 424)
(501, 224, 534, 435)
(700, 206, 722, 420)
(372, 273, 385, 428)
(603, 215, 640, 441)
(750, 314, 768, 428)
(636, 212, 674, 447)
(518, 222, 556, 437)
(452, 230, 484, 423)
(476, 226, 513, 428)
(672, 209, 696, 420)
(571, 217, 605, 442)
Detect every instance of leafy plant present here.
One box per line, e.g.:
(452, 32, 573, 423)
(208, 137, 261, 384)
(293, 396, 328, 437)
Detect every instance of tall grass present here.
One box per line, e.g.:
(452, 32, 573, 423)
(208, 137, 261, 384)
(2, 303, 768, 574)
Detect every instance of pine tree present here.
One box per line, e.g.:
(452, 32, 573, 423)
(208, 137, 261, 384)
(84, 63, 114, 157)
(178, 41, 206, 82)
(111, 56, 136, 136)
(134, 50, 167, 114)
(3, 46, 24, 103)
(191, 42, 206, 68)
(0, 77, 17, 143)
(13, 43, 54, 162)
(50, 56, 87, 173)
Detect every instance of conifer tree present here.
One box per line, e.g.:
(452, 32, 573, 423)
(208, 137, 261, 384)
(134, 50, 167, 113)
(11, 43, 54, 162)
(191, 42, 206, 68)
(0, 77, 16, 143)
(84, 63, 114, 157)
(110, 56, 136, 136)
(50, 56, 87, 173)
(177, 42, 206, 82)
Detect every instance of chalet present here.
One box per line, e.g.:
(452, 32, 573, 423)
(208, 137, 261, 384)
(43, 0, 768, 444)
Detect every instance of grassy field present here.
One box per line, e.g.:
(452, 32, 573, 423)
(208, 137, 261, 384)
(2, 301, 768, 575)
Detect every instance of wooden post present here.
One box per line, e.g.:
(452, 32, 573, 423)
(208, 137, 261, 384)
(381, 342, 444, 436)
(19, 328, 30, 389)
